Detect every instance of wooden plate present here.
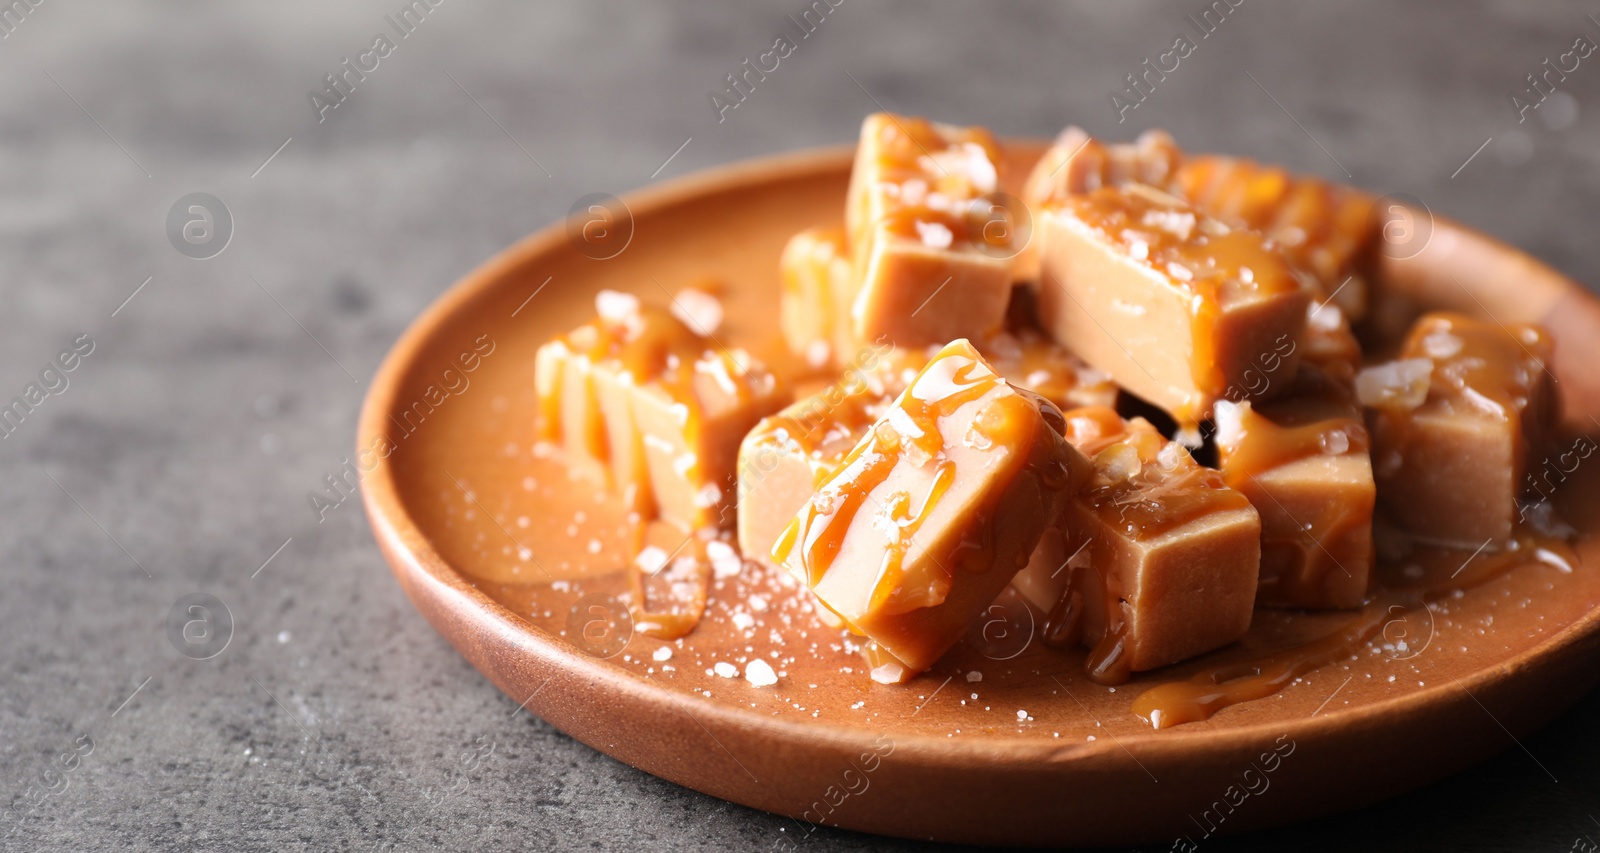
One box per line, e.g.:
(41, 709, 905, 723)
(358, 142, 1600, 847)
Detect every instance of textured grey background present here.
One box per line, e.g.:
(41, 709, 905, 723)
(2, 1, 1598, 850)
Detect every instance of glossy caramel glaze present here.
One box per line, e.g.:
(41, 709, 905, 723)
(752, 329, 1112, 494)
(1077, 412, 1254, 541)
(627, 522, 713, 640)
(773, 341, 1025, 611)
(1219, 368, 1370, 475)
(1400, 311, 1555, 424)
(1216, 367, 1375, 608)
(1174, 154, 1375, 320)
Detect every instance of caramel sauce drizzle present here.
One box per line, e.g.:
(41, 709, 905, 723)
(626, 523, 712, 641)
(772, 345, 1010, 613)
(1131, 530, 1579, 729)
(1082, 421, 1252, 541)
(1064, 185, 1301, 409)
(1042, 554, 1134, 686)
(1402, 312, 1554, 423)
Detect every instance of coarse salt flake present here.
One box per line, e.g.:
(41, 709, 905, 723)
(745, 659, 778, 687)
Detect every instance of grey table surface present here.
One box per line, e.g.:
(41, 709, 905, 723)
(3, 1, 1599, 850)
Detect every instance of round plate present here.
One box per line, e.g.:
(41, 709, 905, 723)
(358, 143, 1600, 847)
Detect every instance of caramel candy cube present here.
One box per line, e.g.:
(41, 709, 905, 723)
(536, 320, 654, 516)
(778, 226, 860, 370)
(844, 113, 1017, 348)
(1214, 367, 1375, 609)
(1363, 312, 1557, 547)
(735, 348, 905, 567)
(534, 291, 791, 530)
(1012, 407, 1260, 679)
(1022, 127, 1183, 211)
(773, 340, 1092, 674)
(737, 332, 1115, 566)
(1036, 184, 1311, 425)
(1174, 155, 1376, 321)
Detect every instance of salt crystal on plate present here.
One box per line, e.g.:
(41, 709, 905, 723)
(714, 662, 738, 678)
(745, 659, 778, 687)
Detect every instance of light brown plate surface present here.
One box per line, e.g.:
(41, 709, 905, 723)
(359, 142, 1600, 847)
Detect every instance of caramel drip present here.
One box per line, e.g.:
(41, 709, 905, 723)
(1085, 571, 1132, 686)
(869, 459, 956, 613)
(1255, 501, 1370, 605)
(536, 347, 565, 444)
(1064, 186, 1300, 405)
(1041, 568, 1086, 648)
(1131, 530, 1578, 729)
(773, 445, 896, 587)
(1037, 535, 1132, 685)
(626, 524, 712, 641)
(1221, 402, 1369, 480)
